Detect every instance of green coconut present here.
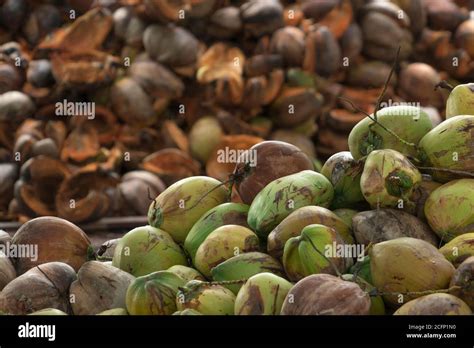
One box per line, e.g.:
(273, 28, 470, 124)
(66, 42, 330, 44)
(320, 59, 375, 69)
(348, 105, 432, 160)
(418, 115, 474, 182)
(424, 179, 474, 241)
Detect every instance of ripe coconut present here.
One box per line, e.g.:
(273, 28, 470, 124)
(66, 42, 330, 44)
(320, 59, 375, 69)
(449, 256, 474, 310)
(352, 209, 439, 246)
(11, 216, 91, 274)
(280, 274, 371, 315)
(70, 261, 135, 315)
(424, 179, 474, 241)
(394, 293, 472, 315)
(341, 274, 385, 315)
(0, 251, 16, 290)
(0, 262, 76, 314)
(234, 141, 314, 205)
(370, 237, 455, 307)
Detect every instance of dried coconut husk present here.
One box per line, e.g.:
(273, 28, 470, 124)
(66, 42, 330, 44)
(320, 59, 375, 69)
(60, 125, 100, 164)
(14, 156, 71, 217)
(197, 43, 246, 106)
(55, 163, 119, 223)
(50, 51, 119, 89)
(38, 7, 113, 53)
(69, 106, 118, 146)
(161, 120, 189, 153)
(324, 108, 366, 133)
(141, 148, 200, 185)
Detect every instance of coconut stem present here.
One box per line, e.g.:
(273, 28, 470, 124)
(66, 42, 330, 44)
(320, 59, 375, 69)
(339, 97, 417, 149)
(434, 80, 454, 92)
(339, 46, 418, 151)
(95, 255, 113, 262)
(302, 234, 342, 278)
(370, 285, 463, 298)
(205, 279, 248, 286)
(159, 162, 252, 215)
(416, 166, 474, 178)
(373, 46, 401, 123)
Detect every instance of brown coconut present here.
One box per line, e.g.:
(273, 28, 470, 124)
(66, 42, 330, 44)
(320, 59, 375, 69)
(234, 141, 314, 205)
(11, 216, 91, 274)
(280, 274, 371, 315)
(394, 293, 472, 315)
(0, 262, 76, 314)
(0, 251, 16, 290)
(352, 209, 439, 246)
(70, 261, 135, 315)
(450, 256, 474, 310)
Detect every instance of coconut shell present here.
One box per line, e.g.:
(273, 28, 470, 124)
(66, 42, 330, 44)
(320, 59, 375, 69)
(281, 274, 371, 315)
(352, 209, 439, 246)
(141, 148, 201, 185)
(394, 293, 472, 315)
(234, 141, 314, 205)
(0, 262, 76, 314)
(449, 256, 474, 310)
(370, 237, 455, 307)
(70, 261, 135, 315)
(11, 216, 91, 274)
(55, 164, 120, 223)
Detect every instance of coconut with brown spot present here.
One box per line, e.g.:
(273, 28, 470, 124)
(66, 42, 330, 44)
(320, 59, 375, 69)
(281, 273, 371, 315)
(194, 225, 260, 278)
